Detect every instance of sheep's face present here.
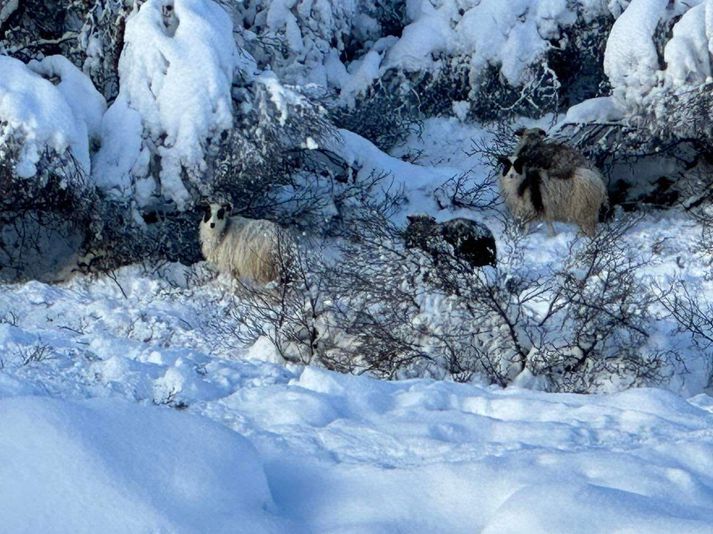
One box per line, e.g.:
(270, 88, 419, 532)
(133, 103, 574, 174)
(498, 156, 524, 182)
(202, 203, 232, 234)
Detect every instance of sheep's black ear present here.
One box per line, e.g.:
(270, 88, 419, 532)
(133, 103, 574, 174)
(497, 156, 512, 175)
(514, 127, 526, 137)
(513, 157, 525, 174)
(201, 204, 211, 223)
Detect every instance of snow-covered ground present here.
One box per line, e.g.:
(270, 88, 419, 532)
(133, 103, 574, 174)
(1, 118, 713, 532)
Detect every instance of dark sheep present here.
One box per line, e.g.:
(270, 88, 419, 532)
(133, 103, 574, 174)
(404, 215, 497, 267)
(513, 127, 592, 181)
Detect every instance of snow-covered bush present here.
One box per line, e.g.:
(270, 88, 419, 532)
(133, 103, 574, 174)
(0, 0, 130, 101)
(228, 0, 618, 144)
(211, 73, 338, 223)
(561, 1, 713, 171)
(0, 55, 105, 177)
(0, 54, 106, 282)
(75, 0, 135, 100)
(93, 0, 245, 210)
(0, 135, 96, 282)
(372, 0, 616, 122)
(236, 0, 363, 86)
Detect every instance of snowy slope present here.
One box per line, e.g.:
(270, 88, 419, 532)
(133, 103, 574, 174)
(1, 118, 713, 532)
(1, 301, 713, 533)
(0, 396, 285, 533)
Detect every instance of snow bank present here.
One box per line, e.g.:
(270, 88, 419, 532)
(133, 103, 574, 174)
(560, 96, 626, 124)
(0, 55, 106, 178)
(482, 481, 713, 534)
(663, 0, 713, 88)
(335, 128, 464, 221)
(94, 0, 244, 209)
(604, 0, 668, 106)
(601, 0, 713, 110)
(0, 396, 282, 533)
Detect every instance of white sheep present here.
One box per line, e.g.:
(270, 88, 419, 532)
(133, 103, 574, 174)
(199, 203, 293, 284)
(498, 156, 608, 237)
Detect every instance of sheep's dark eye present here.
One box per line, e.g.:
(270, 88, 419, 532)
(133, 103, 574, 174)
(217, 208, 225, 219)
(165, 4, 173, 11)
(203, 211, 210, 223)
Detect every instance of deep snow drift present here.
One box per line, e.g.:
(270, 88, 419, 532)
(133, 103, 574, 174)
(1, 331, 713, 533)
(0, 396, 285, 533)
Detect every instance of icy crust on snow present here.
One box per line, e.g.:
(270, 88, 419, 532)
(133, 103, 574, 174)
(0, 396, 284, 534)
(94, 0, 241, 209)
(0, 55, 106, 178)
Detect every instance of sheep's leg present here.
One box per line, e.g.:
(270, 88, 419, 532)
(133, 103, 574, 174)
(581, 218, 597, 238)
(546, 221, 556, 237)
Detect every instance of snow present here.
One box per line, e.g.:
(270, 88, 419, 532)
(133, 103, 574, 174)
(384, 1, 454, 73)
(338, 50, 383, 106)
(604, 0, 668, 106)
(28, 56, 106, 145)
(2, 116, 713, 532)
(0, 55, 105, 178)
(0, 396, 283, 533)
(663, 1, 713, 88)
(94, 0, 242, 209)
(560, 96, 626, 124)
(1, 308, 713, 533)
(5, 0, 713, 528)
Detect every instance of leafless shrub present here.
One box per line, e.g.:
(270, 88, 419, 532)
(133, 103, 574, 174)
(526, 217, 669, 392)
(211, 82, 337, 219)
(11, 341, 55, 367)
(330, 74, 424, 151)
(658, 279, 713, 349)
(655, 223, 713, 387)
(471, 61, 561, 122)
(0, 134, 97, 282)
(432, 123, 519, 212)
(433, 171, 500, 212)
(0, 311, 19, 327)
(229, 191, 669, 391)
(226, 236, 331, 365)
